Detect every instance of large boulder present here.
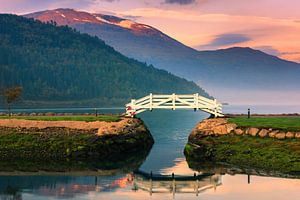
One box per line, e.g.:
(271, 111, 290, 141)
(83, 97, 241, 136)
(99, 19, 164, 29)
(286, 132, 295, 139)
(295, 132, 300, 139)
(275, 132, 286, 140)
(269, 130, 279, 138)
(248, 128, 260, 136)
(198, 118, 227, 129)
(226, 123, 238, 133)
(234, 128, 244, 135)
(212, 125, 228, 135)
(258, 129, 269, 138)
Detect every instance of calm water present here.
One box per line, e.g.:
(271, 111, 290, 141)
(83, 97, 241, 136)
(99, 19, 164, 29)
(1, 106, 300, 200)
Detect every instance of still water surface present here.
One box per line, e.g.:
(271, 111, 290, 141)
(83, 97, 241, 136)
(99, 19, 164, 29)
(1, 106, 300, 200)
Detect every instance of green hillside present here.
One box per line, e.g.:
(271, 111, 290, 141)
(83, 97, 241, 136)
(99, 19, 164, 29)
(0, 14, 209, 107)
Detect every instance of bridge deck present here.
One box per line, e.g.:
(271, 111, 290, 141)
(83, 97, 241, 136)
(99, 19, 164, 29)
(125, 93, 223, 117)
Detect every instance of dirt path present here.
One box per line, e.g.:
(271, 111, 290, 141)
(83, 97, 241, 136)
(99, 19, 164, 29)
(0, 118, 135, 135)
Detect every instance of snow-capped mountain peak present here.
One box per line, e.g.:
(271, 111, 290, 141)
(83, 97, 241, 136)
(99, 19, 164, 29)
(24, 8, 159, 35)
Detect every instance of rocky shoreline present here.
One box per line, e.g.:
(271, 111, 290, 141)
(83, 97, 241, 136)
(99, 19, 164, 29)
(189, 118, 300, 140)
(185, 117, 300, 175)
(0, 117, 154, 163)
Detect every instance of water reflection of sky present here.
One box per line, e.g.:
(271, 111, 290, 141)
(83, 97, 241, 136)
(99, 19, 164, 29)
(8, 174, 300, 200)
(138, 110, 208, 174)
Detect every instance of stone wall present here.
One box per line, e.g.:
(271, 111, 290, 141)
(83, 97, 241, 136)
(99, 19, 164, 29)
(190, 118, 300, 140)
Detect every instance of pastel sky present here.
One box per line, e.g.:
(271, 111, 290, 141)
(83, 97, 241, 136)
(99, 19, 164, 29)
(1, 0, 300, 62)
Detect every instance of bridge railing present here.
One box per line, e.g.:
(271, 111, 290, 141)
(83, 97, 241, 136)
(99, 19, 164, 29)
(133, 170, 222, 196)
(126, 93, 223, 117)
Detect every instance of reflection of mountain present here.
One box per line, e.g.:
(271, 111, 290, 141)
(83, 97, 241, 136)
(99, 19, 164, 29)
(0, 175, 132, 199)
(0, 172, 221, 199)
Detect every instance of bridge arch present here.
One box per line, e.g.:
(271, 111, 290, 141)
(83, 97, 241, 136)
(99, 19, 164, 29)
(125, 93, 223, 118)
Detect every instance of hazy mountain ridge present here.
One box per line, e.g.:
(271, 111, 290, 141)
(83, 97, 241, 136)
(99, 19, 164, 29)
(25, 9, 300, 104)
(24, 8, 199, 63)
(0, 14, 209, 107)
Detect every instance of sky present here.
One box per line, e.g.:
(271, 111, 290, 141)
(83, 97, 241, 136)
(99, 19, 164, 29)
(1, 0, 300, 62)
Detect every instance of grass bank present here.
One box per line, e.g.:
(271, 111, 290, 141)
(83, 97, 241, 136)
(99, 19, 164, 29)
(0, 115, 121, 122)
(0, 126, 153, 161)
(228, 117, 300, 132)
(185, 135, 300, 174)
(0, 117, 154, 164)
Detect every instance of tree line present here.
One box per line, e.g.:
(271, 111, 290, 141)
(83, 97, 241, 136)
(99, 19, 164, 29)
(0, 14, 209, 107)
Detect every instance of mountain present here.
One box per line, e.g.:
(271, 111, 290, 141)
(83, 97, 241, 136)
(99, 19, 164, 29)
(24, 8, 199, 74)
(25, 9, 300, 104)
(0, 14, 209, 107)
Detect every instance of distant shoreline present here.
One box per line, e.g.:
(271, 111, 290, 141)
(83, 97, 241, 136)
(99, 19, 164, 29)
(226, 113, 300, 117)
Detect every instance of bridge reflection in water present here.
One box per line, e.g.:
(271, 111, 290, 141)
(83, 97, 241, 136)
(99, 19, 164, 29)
(0, 172, 222, 199)
(132, 170, 222, 197)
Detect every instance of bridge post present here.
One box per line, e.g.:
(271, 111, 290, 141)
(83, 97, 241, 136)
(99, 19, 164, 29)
(172, 173, 176, 197)
(150, 171, 153, 196)
(130, 99, 136, 117)
(194, 93, 199, 111)
(149, 93, 153, 111)
(214, 99, 218, 117)
(172, 93, 176, 110)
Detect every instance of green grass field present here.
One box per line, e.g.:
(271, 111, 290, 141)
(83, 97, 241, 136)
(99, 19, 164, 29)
(0, 115, 121, 122)
(228, 117, 300, 132)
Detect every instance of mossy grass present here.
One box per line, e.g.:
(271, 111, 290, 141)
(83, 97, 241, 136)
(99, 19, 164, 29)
(228, 117, 300, 132)
(0, 115, 121, 122)
(0, 125, 153, 161)
(185, 135, 300, 174)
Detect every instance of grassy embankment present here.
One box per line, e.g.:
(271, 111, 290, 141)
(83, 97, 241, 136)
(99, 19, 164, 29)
(0, 115, 154, 171)
(185, 117, 300, 174)
(186, 135, 300, 173)
(0, 115, 121, 122)
(228, 117, 300, 132)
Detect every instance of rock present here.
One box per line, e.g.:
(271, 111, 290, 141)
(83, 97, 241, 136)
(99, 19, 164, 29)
(258, 129, 269, 138)
(45, 112, 55, 116)
(234, 128, 244, 135)
(275, 132, 286, 140)
(226, 123, 238, 133)
(286, 132, 294, 139)
(197, 122, 209, 130)
(29, 112, 37, 116)
(295, 132, 300, 139)
(198, 118, 228, 128)
(269, 130, 279, 138)
(248, 128, 259, 136)
(212, 125, 228, 135)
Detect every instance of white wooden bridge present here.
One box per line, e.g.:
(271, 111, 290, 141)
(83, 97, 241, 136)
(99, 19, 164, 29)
(132, 171, 222, 197)
(125, 93, 223, 117)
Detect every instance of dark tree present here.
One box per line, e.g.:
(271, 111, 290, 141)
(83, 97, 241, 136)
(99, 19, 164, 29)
(2, 86, 22, 116)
